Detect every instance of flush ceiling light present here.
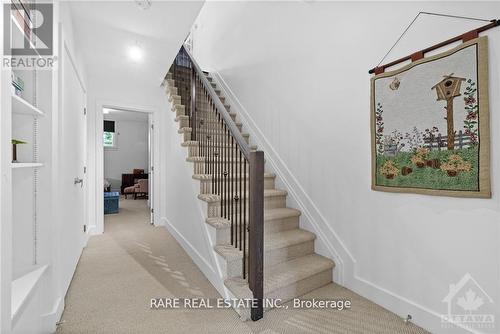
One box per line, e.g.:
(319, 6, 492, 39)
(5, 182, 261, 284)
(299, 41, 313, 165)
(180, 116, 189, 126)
(128, 44, 143, 62)
(103, 108, 123, 114)
(135, 0, 151, 10)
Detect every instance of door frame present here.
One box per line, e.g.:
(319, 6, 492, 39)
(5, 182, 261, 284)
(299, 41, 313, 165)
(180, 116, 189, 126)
(93, 100, 159, 235)
(60, 40, 88, 247)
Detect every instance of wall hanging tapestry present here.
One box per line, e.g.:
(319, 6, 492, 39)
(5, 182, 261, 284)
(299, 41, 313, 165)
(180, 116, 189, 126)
(370, 36, 490, 197)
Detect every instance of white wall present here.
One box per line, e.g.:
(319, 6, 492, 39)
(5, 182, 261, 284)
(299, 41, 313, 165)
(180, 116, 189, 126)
(75, 1, 205, 234)
(161, 89, 226, 294)
(103, 116, 149, 191)
(192, 2, 500, 333)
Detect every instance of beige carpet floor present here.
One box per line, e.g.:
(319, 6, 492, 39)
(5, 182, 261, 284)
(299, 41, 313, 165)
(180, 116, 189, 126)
(57, 198, 430, 334)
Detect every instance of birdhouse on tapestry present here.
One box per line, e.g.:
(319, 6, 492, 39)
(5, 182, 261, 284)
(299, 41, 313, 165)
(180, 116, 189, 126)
(431, 74, 466, 101)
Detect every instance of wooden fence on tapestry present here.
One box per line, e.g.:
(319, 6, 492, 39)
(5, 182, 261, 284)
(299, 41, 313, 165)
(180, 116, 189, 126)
(424, 130, 474, 151)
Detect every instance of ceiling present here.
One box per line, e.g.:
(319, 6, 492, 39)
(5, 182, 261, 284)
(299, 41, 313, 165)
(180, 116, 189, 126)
(69, 1, 204, 91)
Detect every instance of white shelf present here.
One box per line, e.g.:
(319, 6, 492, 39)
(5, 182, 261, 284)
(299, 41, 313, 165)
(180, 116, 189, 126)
(11, 265, 48, 324)
(11, 94, 44, 117)
(11, 162, 44, 169)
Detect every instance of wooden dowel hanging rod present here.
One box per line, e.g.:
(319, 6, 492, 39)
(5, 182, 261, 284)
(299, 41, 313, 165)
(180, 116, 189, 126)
(369, 19, 499, 74)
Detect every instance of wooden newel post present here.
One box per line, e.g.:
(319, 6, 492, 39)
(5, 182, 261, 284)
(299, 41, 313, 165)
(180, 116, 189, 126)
(248, 150, 264, 321)
(431, 74, 465, 150)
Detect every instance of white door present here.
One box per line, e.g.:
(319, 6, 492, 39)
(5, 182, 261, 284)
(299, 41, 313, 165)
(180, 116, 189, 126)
(59, 42, 87, 292)
(148, 115, 154, 224)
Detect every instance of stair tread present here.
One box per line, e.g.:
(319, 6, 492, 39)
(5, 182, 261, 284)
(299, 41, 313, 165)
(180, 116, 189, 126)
(205, 207, 301, 230)
(193, 173, 275, 180)
(265, 207, 301, 220)
(178, 127, 248, 136)
(198, 189, 287, 203)
(224, 254, 335, 298)
(187, 156, 253, 163)
(181, 141, 256, 149)
(215, 229, 315, 261)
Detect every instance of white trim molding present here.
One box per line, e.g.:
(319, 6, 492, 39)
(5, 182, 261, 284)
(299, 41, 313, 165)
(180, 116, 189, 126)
(93, 100, 160, 235)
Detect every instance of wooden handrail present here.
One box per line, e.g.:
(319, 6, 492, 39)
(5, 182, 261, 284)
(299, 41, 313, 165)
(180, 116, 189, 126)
(369, 19, 499, 74)
(181, 46, 253, 159)
(172, 46, 265, 321)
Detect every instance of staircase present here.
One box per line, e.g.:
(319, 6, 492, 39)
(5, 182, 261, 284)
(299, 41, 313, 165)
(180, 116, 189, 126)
(164, 46, 334, 320)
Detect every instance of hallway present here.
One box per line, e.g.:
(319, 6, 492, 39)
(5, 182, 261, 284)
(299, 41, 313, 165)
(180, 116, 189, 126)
(58, 199, 429, 334)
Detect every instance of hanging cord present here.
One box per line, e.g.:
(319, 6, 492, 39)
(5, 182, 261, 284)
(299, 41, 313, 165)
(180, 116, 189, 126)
(376, 11, 493, 68)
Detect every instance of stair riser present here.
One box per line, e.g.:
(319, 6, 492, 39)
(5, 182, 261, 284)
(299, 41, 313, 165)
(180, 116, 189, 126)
(213, 215, 299, 244)
(194, 113, 237, 122)
(210, 213, 298, 245)
(265, 216, 300, 234)
(173, 105, 185, 115)
(169, 95, 182, 104)
(192, 162, 249, 174)
(177, 117, 189, 128)
(177, 118, 240, 130)
(222, 241, 315, 279)
(194, 120, 241, 129)
(232, 269, 332, 321)
(174, 109, 237, 121)
(198, 177, 275, 194)
(184, 135, 249, 145)
(179, 126, 244, 137)
(166, 87, 177, 96)
(185, 144, 250, 157)
(185, 135, 248, 144)
(182, 123, 243, 133)
(205, 196, 286, 218)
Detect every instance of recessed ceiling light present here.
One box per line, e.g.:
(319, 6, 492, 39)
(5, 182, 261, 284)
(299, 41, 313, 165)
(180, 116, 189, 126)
(128, 44, 143, 62)
(103, 108, 123, 114)
(135, 0, 151, 10)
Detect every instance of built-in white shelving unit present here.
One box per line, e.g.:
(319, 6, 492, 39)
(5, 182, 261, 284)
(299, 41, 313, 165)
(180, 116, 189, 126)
(11, 265, 48, 325)
(12, 94, 45, 117)
(1, 2, 55, 332)
(11, 163, 44, 169)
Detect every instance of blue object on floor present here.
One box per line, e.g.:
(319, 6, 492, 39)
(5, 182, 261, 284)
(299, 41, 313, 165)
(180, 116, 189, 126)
(104, 192, 119, 214)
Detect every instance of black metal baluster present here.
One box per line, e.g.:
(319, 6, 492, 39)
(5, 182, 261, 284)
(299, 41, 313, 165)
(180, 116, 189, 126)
(224, 123, 228, 221)
(239, 149, 243, 251)
(243, 158, 247, 278)
(230, 136, 234, 248)
(217, 112, 221, 197)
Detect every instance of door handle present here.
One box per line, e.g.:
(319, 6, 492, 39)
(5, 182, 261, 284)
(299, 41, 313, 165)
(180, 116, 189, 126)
(74, 177, 84, 187)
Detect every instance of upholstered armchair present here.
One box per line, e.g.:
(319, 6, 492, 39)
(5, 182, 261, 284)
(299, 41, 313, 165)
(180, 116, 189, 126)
(135, 179, 148, 199)
(124, 178, 148, 199)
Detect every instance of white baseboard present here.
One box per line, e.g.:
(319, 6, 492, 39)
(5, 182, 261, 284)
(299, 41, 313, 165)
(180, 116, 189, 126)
(161, 217, 225, 296)
(210, 71, 471, 334)
(351, 275, 479, 334)
(41, 297, 64, 334)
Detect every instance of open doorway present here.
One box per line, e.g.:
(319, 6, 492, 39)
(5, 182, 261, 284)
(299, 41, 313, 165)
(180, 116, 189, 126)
(100, 106, 154, 230)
